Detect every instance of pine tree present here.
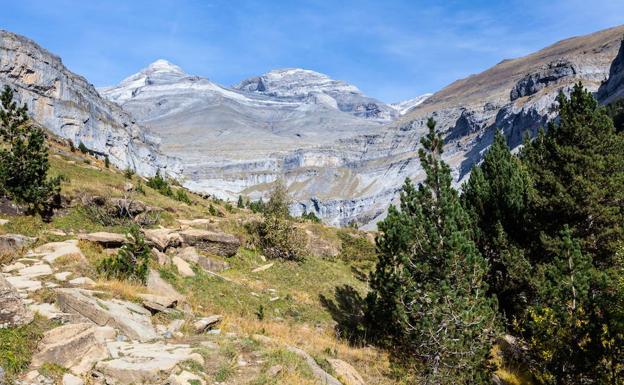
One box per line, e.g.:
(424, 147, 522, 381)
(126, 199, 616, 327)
(521, 228, 624, 384)
(462, 131, 533, 317)
(521, 83, 624, 266)
(367, 118, 500, 384)
(237, 194, 244, 208)
(0, 86, 60, 217)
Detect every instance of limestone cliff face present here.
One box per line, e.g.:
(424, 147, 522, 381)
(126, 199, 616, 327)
(0, 30, 181, 178)
(598, 36, 624, 104)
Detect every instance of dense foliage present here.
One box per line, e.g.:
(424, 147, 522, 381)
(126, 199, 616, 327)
(0, 86, 60, 218)
(368, 84, 624, 384)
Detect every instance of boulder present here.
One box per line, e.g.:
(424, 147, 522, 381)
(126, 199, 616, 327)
(69, 277, 96, 287)
(146, 269, 183, 302)
(327, 358, 366, 385)
(0, 274, 34, 327)
(177, 247, 229, 272)
(143, 228, 182, 251)
(193, 315, 222, 333)
(110, 198, 147, 217)
(152, 248, 171, 266)
(31, 323, 115, 375)
(79, 232, 126, 248)
(29, 240, 85, 264)
(95, 341, 203, 385)
(0, 234, 36, 254)
(56, 288, 160, 342)
(172, 256, 195, 277)
(178, 229, 240, 257)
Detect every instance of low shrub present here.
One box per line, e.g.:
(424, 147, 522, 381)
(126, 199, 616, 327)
(97, 226, 151, 284)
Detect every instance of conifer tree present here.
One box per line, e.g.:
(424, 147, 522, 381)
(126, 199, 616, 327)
(367, 118, 499, 384)
(521, 83, 624, 266)
(462, 131, 533, 317)
(0, 86, 60, 217)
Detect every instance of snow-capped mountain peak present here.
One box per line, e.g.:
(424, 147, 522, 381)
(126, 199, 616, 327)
(391, 93, 433, 115)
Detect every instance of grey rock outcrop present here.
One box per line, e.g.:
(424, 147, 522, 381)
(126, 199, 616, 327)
(598, 37, 624, 104)
(0, 30, 181, 178)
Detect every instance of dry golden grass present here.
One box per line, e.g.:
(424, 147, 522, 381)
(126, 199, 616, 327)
(93, 279, 148, 302)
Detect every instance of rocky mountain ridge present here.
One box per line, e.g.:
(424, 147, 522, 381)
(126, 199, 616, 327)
(0, 30, 181, 178)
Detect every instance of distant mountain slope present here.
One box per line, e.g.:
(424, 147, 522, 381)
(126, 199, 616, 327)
(98, 26, 624, 228)
(0, 31, 180, 178)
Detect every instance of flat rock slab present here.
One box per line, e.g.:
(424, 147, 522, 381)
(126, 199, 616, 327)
(28, 240, 85, 263)
(179, 229, 240, 257)
(79, 232, 126, 248)
(0, 274, 34, 327)
(32, 322, 115, 375)
(5, 275, 42, 292)
(0, 234, 36, 254)
(96, 341, 204, 385)
(18, 263, 53, 278)
(56, 288, 160, 342)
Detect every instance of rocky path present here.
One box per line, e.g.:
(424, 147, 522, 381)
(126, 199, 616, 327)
(0, 225, 363, 385)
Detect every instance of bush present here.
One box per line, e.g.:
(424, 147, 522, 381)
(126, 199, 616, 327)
(0, 86, 61, 218)
(97, 226, 151, 284)
(104, 155, 110, 168)
(248, 198, 265, 213)
(257, 215, 307, 261)
(301, 210, 321, 223)
(175, 189, 191, 204)
(146, 170, 173, 197)
(77, 141, 88, 154)
(337, 230, 376, 261)
(256, 180, 307, 261)
(123, 167, 135, 179)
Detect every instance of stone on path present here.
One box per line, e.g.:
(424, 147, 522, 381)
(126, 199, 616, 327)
(18, 263, 53, 278)
(62, 373, 84, 385)
(54, 271, 72, 281)
(2, 261, 25, 273)
(5, 275, 42, 292)
(0, 274, 34, 327)
(69, 277, 96, 287)
(95, 341, 204, 385)
(56, 288, 160, 342)
(29, 240, 85, 264)
(168, 370, 206, 385)
(31, 322, 116, 375)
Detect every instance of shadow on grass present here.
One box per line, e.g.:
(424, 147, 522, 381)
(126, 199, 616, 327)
(319, 284, 369, 345)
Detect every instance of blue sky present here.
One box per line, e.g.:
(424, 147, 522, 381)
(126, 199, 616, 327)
(1, 1, 623, 102)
